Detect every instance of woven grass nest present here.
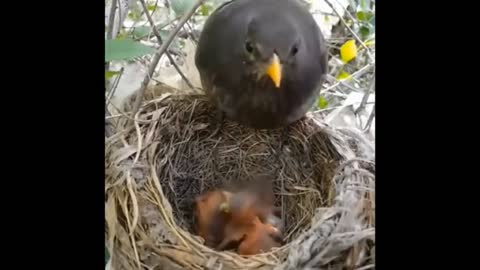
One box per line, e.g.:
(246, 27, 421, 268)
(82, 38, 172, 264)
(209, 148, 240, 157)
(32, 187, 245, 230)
(105, 91, 375, 270)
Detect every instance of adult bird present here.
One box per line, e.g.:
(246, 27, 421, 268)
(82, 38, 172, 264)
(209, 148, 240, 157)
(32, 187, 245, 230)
(195, 0, 328, 131)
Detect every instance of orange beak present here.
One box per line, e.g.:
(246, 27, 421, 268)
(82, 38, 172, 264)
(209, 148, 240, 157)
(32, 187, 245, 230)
(265, 53, 282, 88)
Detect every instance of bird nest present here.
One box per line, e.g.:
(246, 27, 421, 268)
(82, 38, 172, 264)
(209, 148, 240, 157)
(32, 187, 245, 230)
(105, 93, 375, 270)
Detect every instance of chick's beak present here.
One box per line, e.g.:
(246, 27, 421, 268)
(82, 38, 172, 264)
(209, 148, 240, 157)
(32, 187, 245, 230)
(265, 53, 282, 88)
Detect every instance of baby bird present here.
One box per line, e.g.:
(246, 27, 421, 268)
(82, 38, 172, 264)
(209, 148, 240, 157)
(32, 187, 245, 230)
(216, 183, 284, 252)
(237, 216, 283, 255)
(194, 189, 233, 247)
(195, 175, 285, 255)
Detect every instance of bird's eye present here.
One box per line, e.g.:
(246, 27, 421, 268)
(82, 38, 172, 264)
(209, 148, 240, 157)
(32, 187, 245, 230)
(245, 41, 254, 53)
(291, 45, 299, 56)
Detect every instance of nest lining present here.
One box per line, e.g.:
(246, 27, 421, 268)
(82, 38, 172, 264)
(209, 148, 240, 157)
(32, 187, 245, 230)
(105, 93, 375, 270)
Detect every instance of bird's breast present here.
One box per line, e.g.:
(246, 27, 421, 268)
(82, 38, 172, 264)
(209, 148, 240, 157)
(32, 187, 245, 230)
(211, 77, 315, 129)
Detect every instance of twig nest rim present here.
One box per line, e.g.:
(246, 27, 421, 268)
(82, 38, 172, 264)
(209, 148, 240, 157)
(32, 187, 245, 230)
(105, 93, 375, 270)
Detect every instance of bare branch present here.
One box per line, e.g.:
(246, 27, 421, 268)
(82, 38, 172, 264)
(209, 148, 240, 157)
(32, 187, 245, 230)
(106, 67, 125, 106)
(106, 0, 117, 40)
(116, 0, 123, 39)
(355, 71, 375, 115)
(322, 63, 373, 94)
(139, 0, 196, 91)
(363, 104, 375, 133)
(105, 0, 119, 137)
(324, 0, 374, 62)
(168, 55, 196, 90)
(129, 0, 204, 126)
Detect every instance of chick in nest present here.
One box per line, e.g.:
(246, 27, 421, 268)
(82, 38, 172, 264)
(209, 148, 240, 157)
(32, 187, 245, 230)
(193, 189, 234, 248)
(231, 175, 284, 231)
(237, 216, 283, 255)
(215, 191, 284, 252)
(216, 178, 285, 253)
(195, 176, 285, 254)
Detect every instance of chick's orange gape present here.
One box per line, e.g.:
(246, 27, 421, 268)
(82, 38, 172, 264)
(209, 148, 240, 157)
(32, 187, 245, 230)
(194, 184, 284, 255)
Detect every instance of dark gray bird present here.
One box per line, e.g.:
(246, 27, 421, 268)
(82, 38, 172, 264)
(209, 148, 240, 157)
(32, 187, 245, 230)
(195, 0, 328, 130)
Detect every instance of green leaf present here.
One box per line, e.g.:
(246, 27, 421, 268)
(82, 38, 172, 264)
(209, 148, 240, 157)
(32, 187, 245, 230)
(128, 10, 142, 21)
(357, 10, 373, 21)
(105, 70, 121, 79)
(336, 70, 352, 81)
(359, 26, 370, 39)
(171, 0, 196, 16)
(131, 24, 172, 40)
(317, 96, 328, 109)
(116, 29, 128, 40)
(132, 26, 151, 39)
(200, 4, 210, 16)
(359, 24, 375, 40)
(105, 39, 156, 62)
(147, 4, 158, 11)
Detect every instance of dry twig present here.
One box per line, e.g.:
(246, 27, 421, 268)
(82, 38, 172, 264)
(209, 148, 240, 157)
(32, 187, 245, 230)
(324, 0, 374, 62)
(138, 0, 196, 91)
(355, 72, 375, 115)
(129, 0, 204, 126)
(363, 104, 375, 133)
(106, 0, 117, 40)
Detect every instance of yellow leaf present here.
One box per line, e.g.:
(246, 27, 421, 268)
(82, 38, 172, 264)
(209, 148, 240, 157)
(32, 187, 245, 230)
(317, 96, 328, 109)
(340, 39, 357, 63)
(336, 70, 352, 81)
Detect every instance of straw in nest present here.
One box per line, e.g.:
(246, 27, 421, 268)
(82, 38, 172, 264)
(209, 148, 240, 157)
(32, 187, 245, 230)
(105, 92, 375, 270)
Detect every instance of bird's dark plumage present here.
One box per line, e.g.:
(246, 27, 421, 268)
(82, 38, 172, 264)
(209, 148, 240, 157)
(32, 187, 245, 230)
(195, 0, 328, 129)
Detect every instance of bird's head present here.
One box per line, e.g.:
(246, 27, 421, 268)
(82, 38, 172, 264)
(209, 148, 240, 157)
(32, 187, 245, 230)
(242, 17, 301, 89)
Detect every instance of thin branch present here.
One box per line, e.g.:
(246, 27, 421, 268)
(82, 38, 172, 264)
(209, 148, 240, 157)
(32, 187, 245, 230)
(107, 99, 166, 125)
(157, 16, 181, 30)
(106, 113, 124, 120)
(324, 0, 374, 62)
(322, 63, 373, 94)
(105, 0, 118, 75)
(168, 55, 196, 90)
(335, 76, 365, 92)
(106, 0, 117, 40)
(116, 0, 122, 39)
(105, 107, 116, 137)
(126, 0, 162, 38)
(185, 21, 199, 43)
(105, 0, 119, 138)
(313, 101, 375, 113)
(363, 103, 375, 132)
(355, 71, 375, 115)
(129, 0, 204, 126)
(139, 0, 195, 91)
(106, 67, 125, 106)
(333, 0, 363, 28)
(356, 264, 375, 270)
(105, 68, 125, 137)
(311, 11, 337, 17)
